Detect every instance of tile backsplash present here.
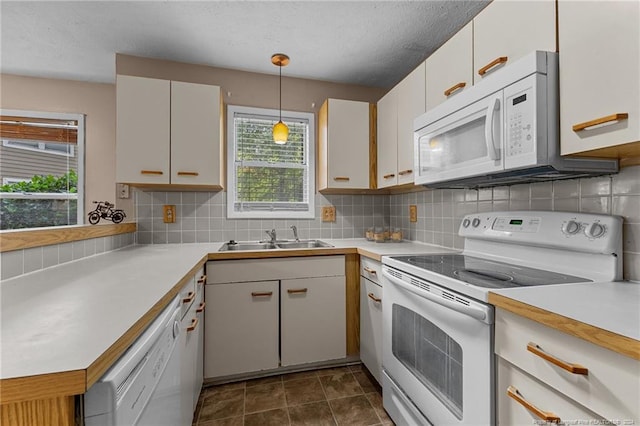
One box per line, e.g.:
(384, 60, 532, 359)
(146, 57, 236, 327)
(0, 232, 135, 280)
(134, 165, 639, 281)
(390, 165, 640, 281)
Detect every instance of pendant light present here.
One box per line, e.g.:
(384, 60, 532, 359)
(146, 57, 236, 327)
(271, 53, 290, 144)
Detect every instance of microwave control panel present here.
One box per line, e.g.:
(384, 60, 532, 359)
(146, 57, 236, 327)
(506, 86, 535, 157)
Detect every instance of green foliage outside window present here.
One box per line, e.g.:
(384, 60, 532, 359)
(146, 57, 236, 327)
(0, 170, 78, 230)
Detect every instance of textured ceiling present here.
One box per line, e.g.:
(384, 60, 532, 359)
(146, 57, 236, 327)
(0, 1, 489, 89)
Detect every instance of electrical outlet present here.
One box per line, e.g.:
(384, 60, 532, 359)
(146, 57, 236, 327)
(322, 206, 336, 222)
(163, 205, 176, 223)
(117, 183, 130, 199)
(409, 205, 417, 223)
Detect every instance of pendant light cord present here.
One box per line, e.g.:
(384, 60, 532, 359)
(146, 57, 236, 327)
(279, 64, 282, 122)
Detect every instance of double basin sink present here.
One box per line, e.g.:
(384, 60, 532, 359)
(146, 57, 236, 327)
(219, 239, 333, 251)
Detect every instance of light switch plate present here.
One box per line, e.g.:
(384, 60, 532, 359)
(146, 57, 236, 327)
(117, 183, 130, 199)
(163, 205, 176, 223)
(409, 205, 417, 222)
(322, 206, 336, 222)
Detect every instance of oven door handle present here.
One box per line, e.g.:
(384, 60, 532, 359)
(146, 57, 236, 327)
(383, 269, 489, 322)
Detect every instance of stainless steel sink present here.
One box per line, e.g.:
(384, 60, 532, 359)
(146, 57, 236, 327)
(218, 242, 277, 251)
(276, 240, 333, 249)
(218, 239, 332, 251)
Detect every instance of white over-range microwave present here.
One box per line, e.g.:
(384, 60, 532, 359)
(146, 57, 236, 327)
(413, 51, 618, 188)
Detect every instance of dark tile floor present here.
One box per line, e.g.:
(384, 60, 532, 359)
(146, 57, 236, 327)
(193, 364, 394, 425)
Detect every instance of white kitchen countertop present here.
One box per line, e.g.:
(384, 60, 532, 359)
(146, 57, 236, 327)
(0, 239, 446, 383)
(490, 281, 640, 342)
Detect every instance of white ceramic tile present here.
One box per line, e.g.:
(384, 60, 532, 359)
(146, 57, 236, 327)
(580, 197, 610, 214)
(492, 186, 510, 200)
(613, 195, 640, 223)
(623, 223, 640, 253)
(580, 176, 612, 197)
(530, 199, 553, 210)
(478, 188, 493, 201)
(553, 179, 579, 198)
(1, 250, 23, 280)
(553, 198, 579, 212)
(530, 182, 552, 199)
(622, 252, 640, 281)
(509, 200, 530, 210)
(59, 242, 73, 263)
(42, 245, 59, 268)
(612, 165, 640, 195)
(509, 184, 530, 200)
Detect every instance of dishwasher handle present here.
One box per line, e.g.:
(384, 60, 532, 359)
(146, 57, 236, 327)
(382, 268, 492, 323)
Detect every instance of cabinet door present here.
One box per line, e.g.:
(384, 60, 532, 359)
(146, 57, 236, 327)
(116, 75, 170, 184)
(324, 99, 371, 189)
(497, 358, 603, 424)
(473, 0, 556, 83)
(171, 81, 223, 186)
(204, 281, 279, 378)
(281, 276, 346, 366)
(396, 63, 425, 185)
(425, 22, 473, 111)
(360, 277, 382, 384)
(377, 89, 398, 188)
(558, 0, 640, 154)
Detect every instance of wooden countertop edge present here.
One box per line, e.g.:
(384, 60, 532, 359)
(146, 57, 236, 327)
(356, 248, 382, 262)
(0, 223, 137, 253)
(488, 292, 640, 361)
(0, 370, 86, 405)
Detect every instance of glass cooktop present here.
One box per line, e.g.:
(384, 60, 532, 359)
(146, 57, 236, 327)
(390, 254, 591, 289)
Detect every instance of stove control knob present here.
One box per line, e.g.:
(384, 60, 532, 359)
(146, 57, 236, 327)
(462, 218, 471, 228)
(561, 220, 581, 235)
(472, 218, 481, 228)
(585, 222, 606, 239)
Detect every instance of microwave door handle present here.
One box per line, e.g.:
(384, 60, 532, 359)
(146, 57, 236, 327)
(484, 97, 500, 160)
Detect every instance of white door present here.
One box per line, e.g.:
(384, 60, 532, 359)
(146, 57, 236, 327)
(473, 0, 556, 83)
(360, 277, 382, 384)
(326, 99, 371, 189)
(376, 89, 398, 188)
(204, 281, 279, 378)
(281, 277, 346, 366)
(558, 0, 640, 154)
(116, 75, 170, 184)
(425, 22, 473, 111)
(396, 63, 425, 185)
(171, 81, 222, 186)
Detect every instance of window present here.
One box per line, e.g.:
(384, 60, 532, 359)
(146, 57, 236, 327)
(227, 105, 315, 219)
(0, 110, 84, 230)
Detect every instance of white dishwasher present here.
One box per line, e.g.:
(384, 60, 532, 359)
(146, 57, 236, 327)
(85, 296, 183, 426)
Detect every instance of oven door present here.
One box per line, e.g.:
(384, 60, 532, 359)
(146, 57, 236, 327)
(414, 92, 503, 186)
(382, 266, 495, 425)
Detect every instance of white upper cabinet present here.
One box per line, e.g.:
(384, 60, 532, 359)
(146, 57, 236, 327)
(377, 89, 398, 188)
(116, 75, 223, 187)
(396, 62, 425, 186)
(377, 62, 425, 189)
(425, 22, 473, 111)
(170, 81, 223, 186)
(318, 98, 371, 190)
(116, 75, 170, 184)
(558, 0, 640, 155)
(473, 0, 556, 83)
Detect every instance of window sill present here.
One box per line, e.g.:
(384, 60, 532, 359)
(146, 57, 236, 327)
(0, 222, 137, 253)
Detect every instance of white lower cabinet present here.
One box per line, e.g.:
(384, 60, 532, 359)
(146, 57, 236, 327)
(205, 256, 346, 379)
(204, 280, 280, 378)
(359, 276, 382, 384)
(281, 277, 346, 366)
(178, 267, 206, 424)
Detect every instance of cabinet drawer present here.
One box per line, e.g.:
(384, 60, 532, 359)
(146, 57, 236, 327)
(360, 257, 381, 285)
(495, 309, 640, 421)
(497, 357, 602, 424)
(179, 277, 197, 319)
(207, 255, 344, 284)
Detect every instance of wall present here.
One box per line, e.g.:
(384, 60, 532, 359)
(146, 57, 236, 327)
(0, 74, 131, 217)
(389, 165, 640, 281)
(135, 190, 389, 244)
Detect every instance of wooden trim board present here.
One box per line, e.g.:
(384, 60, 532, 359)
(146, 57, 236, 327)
(488, 292, 640, 360)
(0, 223, 136, 253)
(0, 371, 85, 405)
(1, 396, 75, 426)
(345, 253, 360, 356)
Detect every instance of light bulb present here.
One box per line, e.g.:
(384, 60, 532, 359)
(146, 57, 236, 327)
(273, 120, 288, 144)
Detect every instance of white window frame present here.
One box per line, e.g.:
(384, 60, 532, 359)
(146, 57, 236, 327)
(2, 139, 75, 157)
(0, 109, 85, 227)
(226, 105, 315, 219)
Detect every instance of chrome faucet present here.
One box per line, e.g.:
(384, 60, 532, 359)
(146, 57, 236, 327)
(265, 229, 277, 243)
(290, 225, 299, 242)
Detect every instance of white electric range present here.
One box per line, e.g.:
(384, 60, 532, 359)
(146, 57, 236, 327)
(381, 210, 623, 426)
